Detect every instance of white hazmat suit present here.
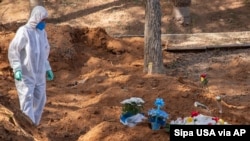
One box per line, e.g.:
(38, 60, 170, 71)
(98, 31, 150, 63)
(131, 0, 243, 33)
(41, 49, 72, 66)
(8, 6, 53, 126)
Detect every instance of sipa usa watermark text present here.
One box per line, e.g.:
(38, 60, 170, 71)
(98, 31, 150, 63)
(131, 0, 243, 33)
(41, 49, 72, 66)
(174, 128, 246, 138)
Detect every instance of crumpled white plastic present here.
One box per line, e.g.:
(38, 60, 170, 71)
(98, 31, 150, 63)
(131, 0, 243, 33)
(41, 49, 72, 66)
(120, 113, 147, 127)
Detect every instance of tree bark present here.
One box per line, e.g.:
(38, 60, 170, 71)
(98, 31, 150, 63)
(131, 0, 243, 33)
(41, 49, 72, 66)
(171, 0, 192, 25)
(144, 0, 165, 74)
(171, 0, 191, 7)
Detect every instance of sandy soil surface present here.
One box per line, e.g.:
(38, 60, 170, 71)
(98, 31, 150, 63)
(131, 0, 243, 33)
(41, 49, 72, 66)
(0, 0, 250, 141)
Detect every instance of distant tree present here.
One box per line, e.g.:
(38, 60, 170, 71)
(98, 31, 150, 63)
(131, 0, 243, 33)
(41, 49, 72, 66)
(171, 0, 191, 7)
(144, 0, 165, 74)
(171, 0, 192, 25)
(29, 0, 43, 13)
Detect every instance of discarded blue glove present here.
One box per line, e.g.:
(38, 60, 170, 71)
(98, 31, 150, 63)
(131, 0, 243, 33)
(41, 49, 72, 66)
(46, 70, 54, 81)
(14, 70, 22, 81)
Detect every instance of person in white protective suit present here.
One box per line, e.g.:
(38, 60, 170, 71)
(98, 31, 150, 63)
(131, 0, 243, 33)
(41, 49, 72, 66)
(8, 6, 54, 126)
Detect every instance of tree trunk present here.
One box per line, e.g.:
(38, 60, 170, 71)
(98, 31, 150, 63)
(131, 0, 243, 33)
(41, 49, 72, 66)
(144, 0, 165, 74)
(29, 0, 43, 14)
(171, 0, 192, 25)
(171, 0, 191, 7)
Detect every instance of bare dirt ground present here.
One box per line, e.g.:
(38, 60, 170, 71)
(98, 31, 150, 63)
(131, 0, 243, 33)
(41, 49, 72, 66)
(0, 0, 250, 141)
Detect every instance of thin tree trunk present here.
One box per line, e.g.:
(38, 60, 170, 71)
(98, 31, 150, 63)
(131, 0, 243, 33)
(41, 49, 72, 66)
(171, 0, 192, 25)
(29, 0, 43, 14)
(144, 0, 165, 74)
(171, 0, 191, 7)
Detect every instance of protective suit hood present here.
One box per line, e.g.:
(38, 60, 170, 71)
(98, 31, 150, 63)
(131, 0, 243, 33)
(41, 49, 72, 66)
(27, 6, 48, 28)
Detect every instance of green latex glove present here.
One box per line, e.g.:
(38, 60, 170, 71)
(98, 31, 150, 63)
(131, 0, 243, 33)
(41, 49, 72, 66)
(14, 70, 22, 81)
(46, 70, 54, 81)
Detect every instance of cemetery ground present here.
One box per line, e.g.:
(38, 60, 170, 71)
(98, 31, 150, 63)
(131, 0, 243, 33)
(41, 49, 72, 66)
(0, 0, 249, 140)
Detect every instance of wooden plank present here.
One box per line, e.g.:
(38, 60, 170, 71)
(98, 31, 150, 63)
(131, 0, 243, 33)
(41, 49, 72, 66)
(113, 31, 250, 51)
(162, 31, 250, 51)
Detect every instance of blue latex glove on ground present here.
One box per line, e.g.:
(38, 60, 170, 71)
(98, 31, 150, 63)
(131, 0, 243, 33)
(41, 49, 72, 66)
(14, 70, 22, 81)
(46, 70, 54, 81)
